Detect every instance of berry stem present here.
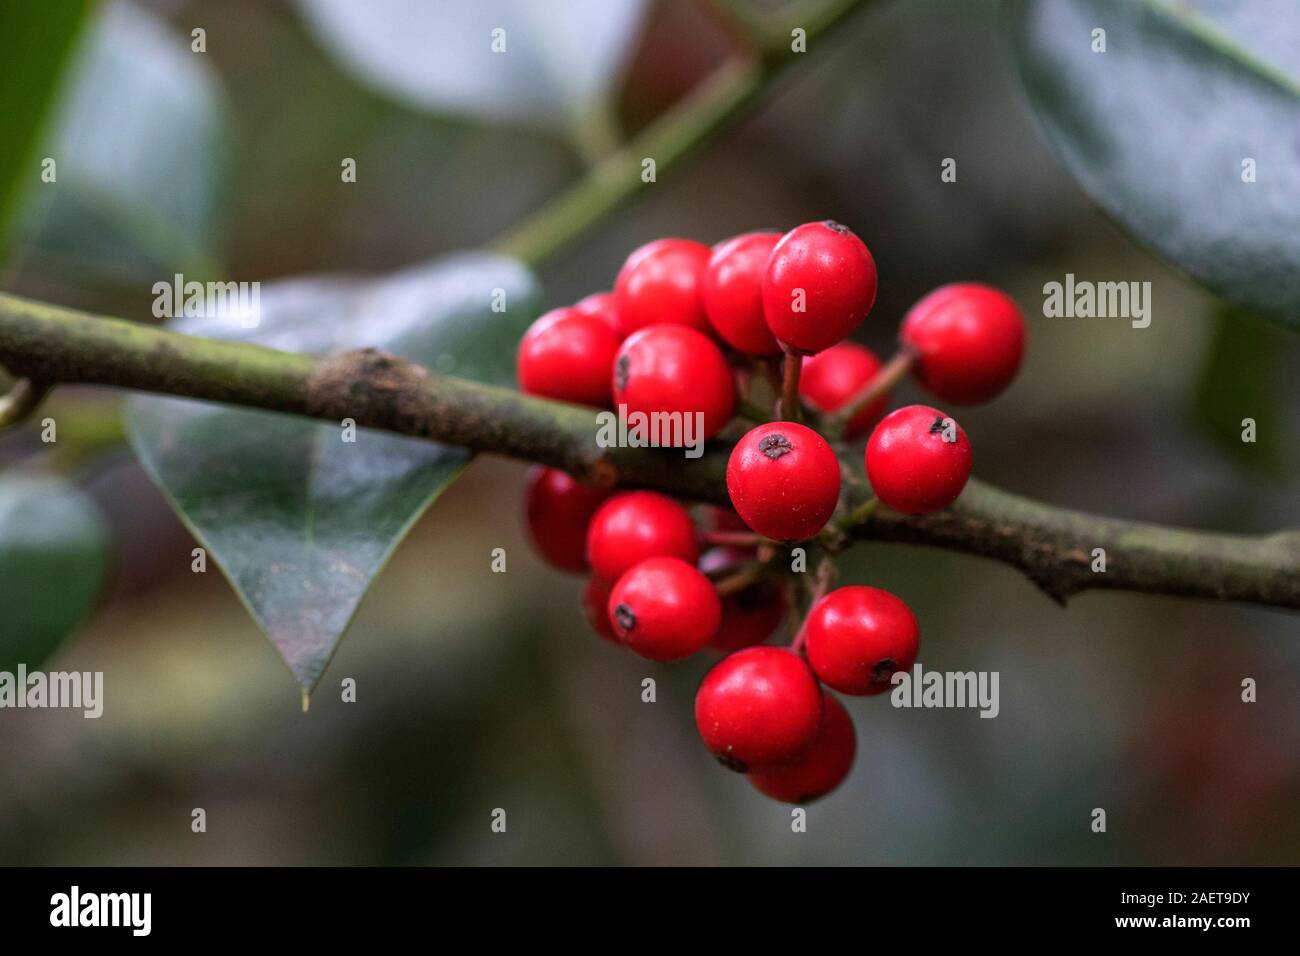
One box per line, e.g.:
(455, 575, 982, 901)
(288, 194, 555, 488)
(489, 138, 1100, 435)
(826, 345, 916, 439)
(778, 350, 802, 423)
(703, 530, 765, 547)
(713, 562, 768, 598)
(790, 558, 835, 652)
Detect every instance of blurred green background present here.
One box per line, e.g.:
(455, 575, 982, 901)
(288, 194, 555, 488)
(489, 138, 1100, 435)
(0, 0, 1297, 865)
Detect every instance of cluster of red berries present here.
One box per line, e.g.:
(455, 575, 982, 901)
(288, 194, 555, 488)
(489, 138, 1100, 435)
(518, 222, 1026, 803)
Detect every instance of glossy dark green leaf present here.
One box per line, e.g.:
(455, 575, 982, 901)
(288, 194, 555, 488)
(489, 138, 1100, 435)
(17, 2, 229, 280)
(126, 253, 540, 691)
(0, 474, 107, 672)
(0, 0, 92, 259)
(1011, 0, 1300, 328)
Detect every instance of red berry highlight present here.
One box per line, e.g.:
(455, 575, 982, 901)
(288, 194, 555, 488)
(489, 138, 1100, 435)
(523, 466, 612, 574)
(865, 404, 972, 515)
(614, 238, 712, 336)
(517, 306, 621, 408)
(761, 221, 877, 353)
(701, 231, 783, 356)
(573, 291, 625, 339)
(799, 342, 889, 440)
(586, 491, 699, 583)
(608, 556, 721, 661)
(748, 689, 856, 803)
(804, 585, 919, 695)
(726, 421, 841, 541)
(695, 646, 823, 772)
(612, 324, 737, 441)
(900, 283, 1026, 405)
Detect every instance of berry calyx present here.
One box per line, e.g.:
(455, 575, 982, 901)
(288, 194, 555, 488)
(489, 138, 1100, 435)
(608, 556, 721, 661)
(748, 689, 856, 803)
(804, 585, 919, 695)
(899, 283, 1026, 405)
(701, 231, 783, 356)
(761, 221, 877, 354)
(612, 324, 737, 441)
(694, 646, 823, 772)
(699, 547, 789, 652)
(573, 291, 625, 338)
(799, 342, 889, 440)
(517, 306, 621, 408)
(865, 404, 972, 515)
(581, 577, 620, 644)
(613, 238, 712, 336)
(586, 491, 699, 582)
(726, 421, 841, 541)
(523, 466, 612, 573)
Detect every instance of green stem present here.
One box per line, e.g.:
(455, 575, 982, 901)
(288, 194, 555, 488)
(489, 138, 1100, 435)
(1, 290, 1296, 613)
(490, 0, 879, 268)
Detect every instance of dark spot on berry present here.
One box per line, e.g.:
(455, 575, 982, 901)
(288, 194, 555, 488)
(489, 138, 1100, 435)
(716, 753, 748, 773)
(758, 433, 793, 459)
(823, 220, 850, 234)
(614, 355, 630, 392)
(872, 658, 898, 684)
(614, 603, 636, 632)
(929, 416, 947, 434)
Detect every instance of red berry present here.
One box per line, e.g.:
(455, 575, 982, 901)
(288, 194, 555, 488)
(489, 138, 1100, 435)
(726, 421, 840, 541)
(706, 506, 752, 536)
(804, 586, 919, 695)
(613, 238, 712, 336)
(748, 689, 856, 803)
(573, 291, 625, 338)
(900, 283, 1025, 405)
(612, 324, 737, 441)
(761, 221, 877, 353)
(701, 231, 783, 356)
(799, 342, 889, 440)
(699, 547, 789, 652)
(865, 404, 972, 514)
(608, 556, 721, 661)
(695, 646, 823, 772)
(581, 577, 620, 644)
(517, 306, 621, 407)
(586, 491, 699, 582)
(523, 466, 612, 573)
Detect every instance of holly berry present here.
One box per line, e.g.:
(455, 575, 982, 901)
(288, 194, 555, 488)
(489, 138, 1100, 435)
(612, 324, 736, 441)
(726, 421, 840, 541)
(582, 576, 620, 644)
(614, 238, 712, 336)
(701, 231, 782, 356)
(699, 547, 789, 652)
(900, 283, 1025, 405)
(695, 646, 823, 772)
(523, 466, 612, 573)
(586, 491, 699, 582)
(517, 306, 621, 407)
(608, 556, 721, 661)
(573, 291, 625, 338)
(761, 221, 877, 354)
(799, 342, 889, 440)
(749, 689, 856, 803)
(804, 585, 919, 695)
(865, 404, 972, 515)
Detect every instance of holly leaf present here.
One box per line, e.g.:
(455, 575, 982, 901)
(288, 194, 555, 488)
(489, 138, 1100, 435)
(0, 474, 107, 673)
(125, 252, 540, 691)
(16, 1, 229, 282)
(0, 0, 92, 260)
(1011, 0, 1300, 328)
(294, 0, 648, 128)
